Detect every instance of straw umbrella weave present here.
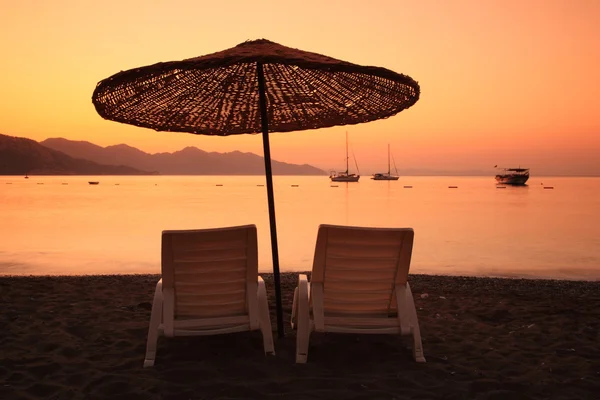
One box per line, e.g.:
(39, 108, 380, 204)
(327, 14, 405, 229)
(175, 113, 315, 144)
(92, 39, 420, 337)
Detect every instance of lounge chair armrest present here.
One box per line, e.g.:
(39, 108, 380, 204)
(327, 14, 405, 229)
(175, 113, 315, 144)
(295, 274, 311, 362)
(298, 274, 311, 297)
(297, 275, 310, 311)
(144, 278, 164, 367)
(292, 274, 310, 328)
(256, 275, 276, 355)
(298, 273, 308, 286)
(257, 276, 267, 295)
(152, 279, 163, 308)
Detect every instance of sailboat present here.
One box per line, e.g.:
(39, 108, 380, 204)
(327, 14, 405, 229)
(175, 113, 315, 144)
(330, 132, 360, 182)
(371, 144, 399, 180)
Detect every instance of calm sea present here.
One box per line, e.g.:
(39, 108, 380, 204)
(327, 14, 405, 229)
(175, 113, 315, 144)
(1, 175, 599, 280)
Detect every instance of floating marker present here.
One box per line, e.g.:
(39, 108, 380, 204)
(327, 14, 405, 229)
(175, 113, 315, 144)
(448, 186, 458, 188)
(403, 185, 412, 188)
(543, 186, 554, 189)
(291, 184, 299, 187)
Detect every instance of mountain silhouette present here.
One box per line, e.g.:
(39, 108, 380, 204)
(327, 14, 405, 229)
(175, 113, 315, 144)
(0, 133, 157, 175)
(41, 138, 326, 175)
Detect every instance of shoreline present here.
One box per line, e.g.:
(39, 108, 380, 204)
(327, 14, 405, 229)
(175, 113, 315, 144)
(3, 270, 600, 280)
(2, 271, 599, 282)
(1, 273, 598, 399)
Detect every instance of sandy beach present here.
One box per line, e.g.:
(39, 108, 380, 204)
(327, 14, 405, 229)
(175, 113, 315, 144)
(0, 273, 598, 399)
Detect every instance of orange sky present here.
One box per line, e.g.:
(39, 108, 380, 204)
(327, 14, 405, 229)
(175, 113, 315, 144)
(1, 0, 599, 175)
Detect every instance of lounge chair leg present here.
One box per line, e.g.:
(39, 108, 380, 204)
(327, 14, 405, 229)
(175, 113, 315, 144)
(144, 279, 163, 368)
(296, 275, 310, 363)
(404, 283, 425, 362)
(258, 278, 275, 355)
(291, 287, 298, 329)
(395, 282, 426, 362)
(410, 325, 426, 363)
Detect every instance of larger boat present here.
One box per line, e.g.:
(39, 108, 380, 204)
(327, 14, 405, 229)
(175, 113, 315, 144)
(495, 167, 530, 185)
(330, 132, 360, 182)
(372, 144, 399, 181)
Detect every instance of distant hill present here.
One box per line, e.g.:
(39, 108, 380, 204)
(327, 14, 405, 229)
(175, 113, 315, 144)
(0, 134, 158, 175)
(41, 138, 326, 175)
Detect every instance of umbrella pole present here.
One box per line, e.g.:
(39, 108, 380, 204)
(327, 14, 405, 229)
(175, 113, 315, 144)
(257, 62, 285, 338)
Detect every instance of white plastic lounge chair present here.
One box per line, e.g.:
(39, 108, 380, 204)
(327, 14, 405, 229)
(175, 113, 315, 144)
(291, 224, 425, 363)
(144, 225, 275, 367)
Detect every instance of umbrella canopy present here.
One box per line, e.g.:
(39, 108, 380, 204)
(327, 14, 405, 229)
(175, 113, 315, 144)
(92, 39, 420, 338)
(93, 39, 419, 134)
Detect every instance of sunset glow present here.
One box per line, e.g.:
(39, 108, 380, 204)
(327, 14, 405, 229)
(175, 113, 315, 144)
(1, 0, 599, 175)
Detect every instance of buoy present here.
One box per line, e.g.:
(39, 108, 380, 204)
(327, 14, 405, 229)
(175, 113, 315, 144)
(448, 186, 458, 188)
(291, 185, 299, 187)
(543, 186, 554, 189)
(403, 185, 412, 188)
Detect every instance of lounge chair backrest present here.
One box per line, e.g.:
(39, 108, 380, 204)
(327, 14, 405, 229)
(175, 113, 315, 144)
(311, 224, 414, 316)
(161, 225, 258, 321)
(293, 224, 425, 363)
(144, 224, 275, 367)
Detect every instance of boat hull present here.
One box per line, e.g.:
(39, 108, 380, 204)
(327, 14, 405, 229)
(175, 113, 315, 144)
(331, 174, 360, 182)
(495, 175, 529, 185)
(372, 174, 399, 181)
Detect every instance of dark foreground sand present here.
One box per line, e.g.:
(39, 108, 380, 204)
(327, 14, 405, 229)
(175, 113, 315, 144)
(0, 273, 598, 400)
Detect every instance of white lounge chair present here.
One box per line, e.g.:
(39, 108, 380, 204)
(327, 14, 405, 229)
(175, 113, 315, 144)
(144, 225, 275, 367)
(292, 224, 425, 363)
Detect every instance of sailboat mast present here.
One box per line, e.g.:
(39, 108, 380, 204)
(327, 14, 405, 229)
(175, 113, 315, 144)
(387, 144, 391, 175)
(345, 131, 349, 174)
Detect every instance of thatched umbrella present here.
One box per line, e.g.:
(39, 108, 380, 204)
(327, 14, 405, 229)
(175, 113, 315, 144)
(92, 39, 420, 338)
